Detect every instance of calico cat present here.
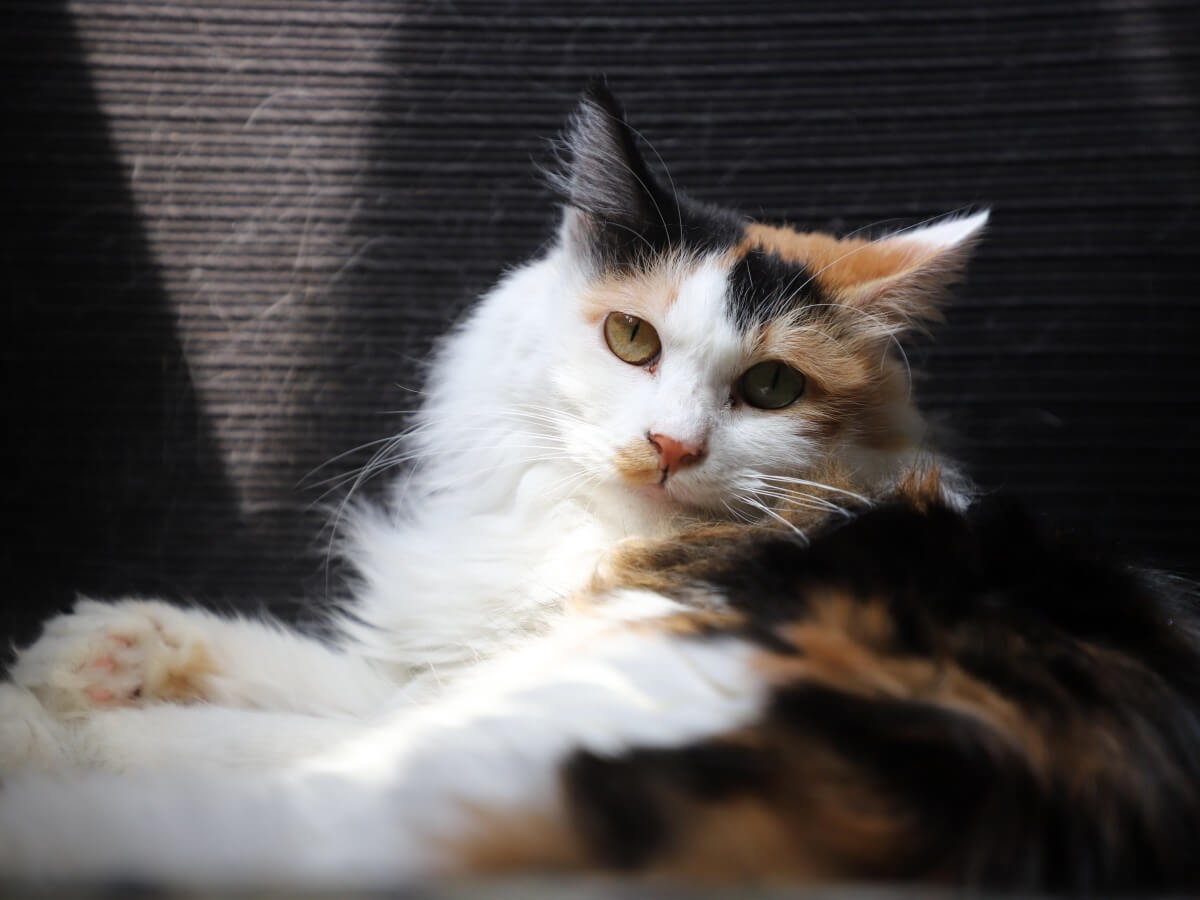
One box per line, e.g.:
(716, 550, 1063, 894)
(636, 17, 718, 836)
(2, 83, 982, 773)
(9, 85, 1197, 891)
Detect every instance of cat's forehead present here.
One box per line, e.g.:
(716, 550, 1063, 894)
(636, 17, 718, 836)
(580, 221, 835, 337)
(581, 254, 747, 360)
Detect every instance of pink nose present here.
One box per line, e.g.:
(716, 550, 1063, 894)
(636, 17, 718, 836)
(648, 433, 705, 477)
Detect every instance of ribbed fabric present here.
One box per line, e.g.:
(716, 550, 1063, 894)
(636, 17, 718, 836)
(3, 0, 1197, 648)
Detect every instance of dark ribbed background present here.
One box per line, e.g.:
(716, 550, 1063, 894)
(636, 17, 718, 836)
(3, 1, 1198, 652)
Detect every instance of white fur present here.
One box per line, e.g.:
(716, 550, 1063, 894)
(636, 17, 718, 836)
(895, 209, 990, 250)
(0, 607, 763, 886)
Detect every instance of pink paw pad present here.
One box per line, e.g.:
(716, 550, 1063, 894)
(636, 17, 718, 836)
(70, 633, 146, 707)
(84, 686, 117, 704)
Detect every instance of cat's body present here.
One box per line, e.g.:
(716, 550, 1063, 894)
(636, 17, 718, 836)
(3, 85, 980, 770)
(5, 85, 1195, 892)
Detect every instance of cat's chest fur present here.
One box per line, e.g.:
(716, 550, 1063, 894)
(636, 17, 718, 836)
(345, 455, 679, 694)
(340, 254, 686, 684)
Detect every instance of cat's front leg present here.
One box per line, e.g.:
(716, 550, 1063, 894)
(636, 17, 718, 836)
(10, 598, 397, 719)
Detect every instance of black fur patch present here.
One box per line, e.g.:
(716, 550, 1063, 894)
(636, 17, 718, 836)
(725, 245, 824, 329)
(561, 741, 772, 871)
(561, 749, 672, 870)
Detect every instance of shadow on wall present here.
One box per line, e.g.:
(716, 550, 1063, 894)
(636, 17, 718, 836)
(3, 2, 271, 657)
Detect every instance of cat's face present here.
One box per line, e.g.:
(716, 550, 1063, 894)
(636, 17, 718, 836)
(543, 85, 986, 515)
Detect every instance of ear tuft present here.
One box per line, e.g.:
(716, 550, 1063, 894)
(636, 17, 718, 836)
(549, 81, 657, 226)
(893, 210, 990, 252)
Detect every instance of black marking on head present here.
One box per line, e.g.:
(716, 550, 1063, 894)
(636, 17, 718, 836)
(550, 81, 742, 272)
(725, 246, 824, 329)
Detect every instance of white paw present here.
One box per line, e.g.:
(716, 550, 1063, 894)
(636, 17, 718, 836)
(10, 599, 218, 717)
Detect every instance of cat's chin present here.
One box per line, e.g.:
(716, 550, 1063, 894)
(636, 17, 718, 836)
(622, 480, 685, 511)
(634, 482, 670, 501)
(631, 481, 716, 516)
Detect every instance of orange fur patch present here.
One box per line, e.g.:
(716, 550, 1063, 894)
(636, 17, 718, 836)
(743, 223, 927, 296)
(751, 315, 912, 447)
(896, 463, 946, 511)
(753, 591, 1052, 776)
(611, 438, 661, 486)
(628, 608, 746, 638)
(452, 806, 583, 875)
(651, 794, 824, 880)
(145, 640, 219, 705)
(738, 221, 965, 331)
(580, 259, 687, 326)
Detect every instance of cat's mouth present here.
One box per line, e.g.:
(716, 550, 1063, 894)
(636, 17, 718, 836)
(629, 472, 722, 514)
(610, 438, 722, 510)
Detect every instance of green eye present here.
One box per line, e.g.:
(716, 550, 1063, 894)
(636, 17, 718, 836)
(738, 361, 806, 409)
(604, 312, 661, 366)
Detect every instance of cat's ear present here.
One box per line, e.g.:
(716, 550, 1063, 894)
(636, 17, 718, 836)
(827, 212, 990, 334)
(550, 82, 664, 266)
(749, 211, 989, 335)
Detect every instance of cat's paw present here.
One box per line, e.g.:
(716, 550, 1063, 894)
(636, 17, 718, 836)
(10, 600, 218, 717)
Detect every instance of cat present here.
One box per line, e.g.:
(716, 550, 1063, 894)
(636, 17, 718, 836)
(1, 82, 984, 775)
(20, 84, 1195, 892)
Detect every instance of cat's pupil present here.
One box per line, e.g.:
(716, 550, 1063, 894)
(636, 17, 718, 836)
(739, 361, 806, 410)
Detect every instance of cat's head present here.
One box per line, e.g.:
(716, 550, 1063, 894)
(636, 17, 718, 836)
(540, 84, 986, 516)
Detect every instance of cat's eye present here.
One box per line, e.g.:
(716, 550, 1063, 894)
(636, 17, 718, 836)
(738, 361, 806, 410)
(604, 312, 661, 366)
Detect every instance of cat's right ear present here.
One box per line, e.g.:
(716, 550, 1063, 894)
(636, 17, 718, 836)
(549, 82, 663, 269)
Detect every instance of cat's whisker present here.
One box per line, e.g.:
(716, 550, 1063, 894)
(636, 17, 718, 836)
(738, 482, 847, 517)
(755, 473, 873, 506)
(304, 436, 412, 491)
(509, 405, 592, 430)
(305, 445, 434, 497)
(749, 482, 845, 508)
(540, 468, 604, 501)
(733, 493, 811, 543)
(319, 433, 416, 491)
(308, 426, 571, 508)
(721, 498, 761, 526)
(751, 489, 850, 520)
(303, 435, 413, 483)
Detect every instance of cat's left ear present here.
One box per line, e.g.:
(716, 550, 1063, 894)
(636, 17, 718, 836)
(549, 82, 667, 267)
(828, 211, 990, 333)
